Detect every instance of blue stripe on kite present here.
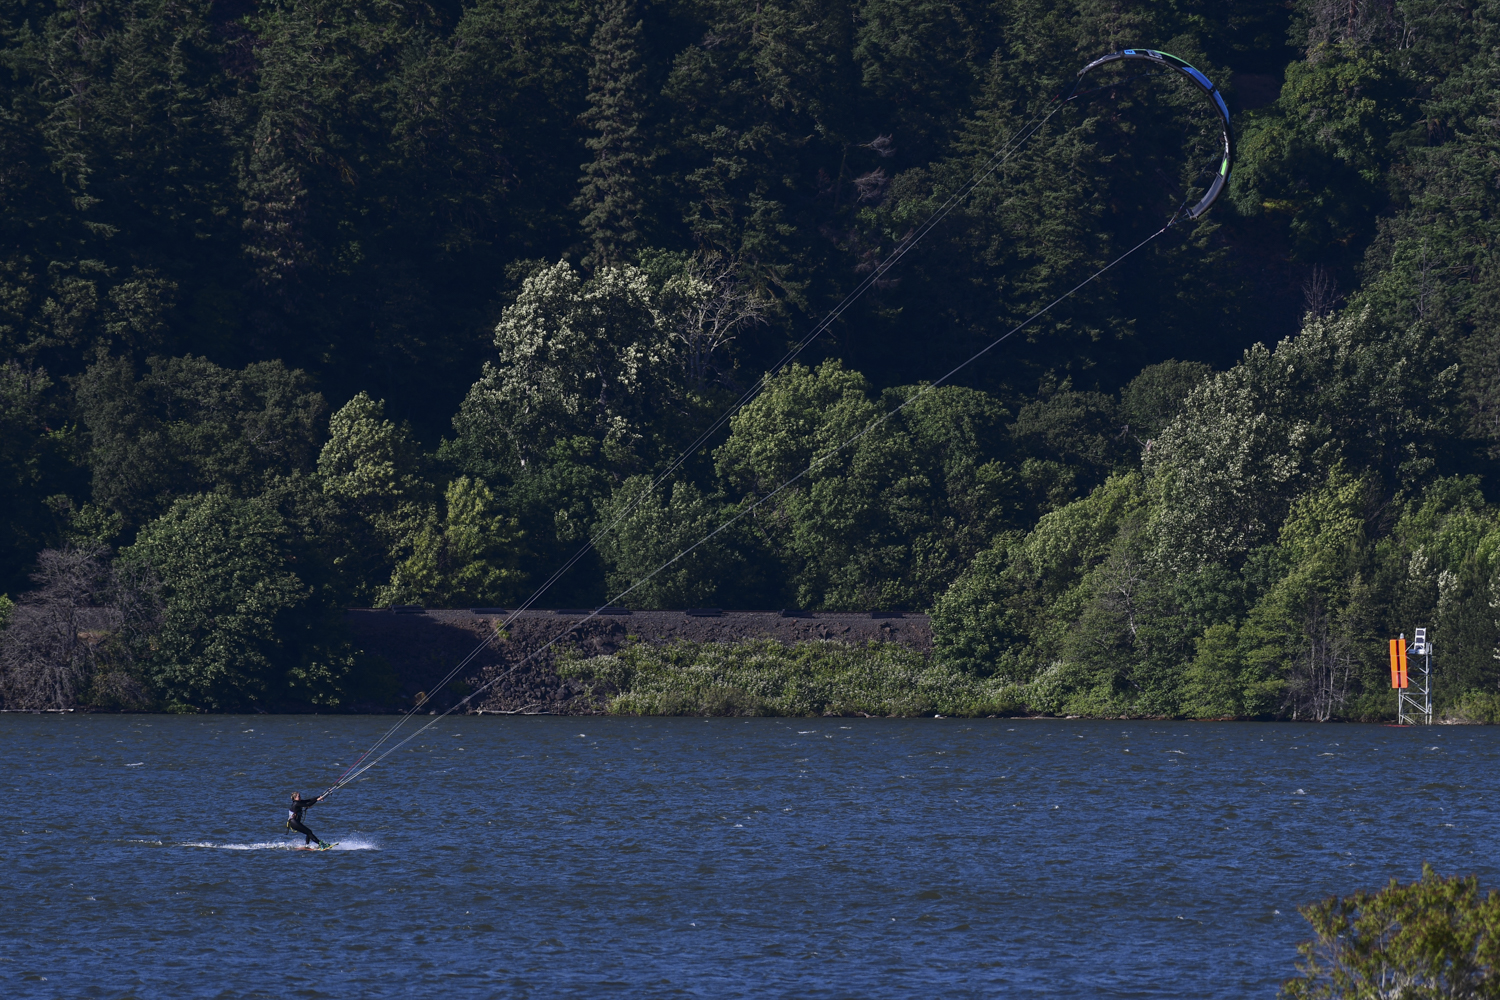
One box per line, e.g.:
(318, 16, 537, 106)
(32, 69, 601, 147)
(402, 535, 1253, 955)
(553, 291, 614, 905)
(1213, 93, 1229, 119)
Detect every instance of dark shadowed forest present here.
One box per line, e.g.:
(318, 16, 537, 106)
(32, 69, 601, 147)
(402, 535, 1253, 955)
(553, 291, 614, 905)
(4, 0, 1500, 719)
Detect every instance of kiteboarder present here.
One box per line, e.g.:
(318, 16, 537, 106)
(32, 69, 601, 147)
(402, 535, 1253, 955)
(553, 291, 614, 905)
(287, 791, 326, 847)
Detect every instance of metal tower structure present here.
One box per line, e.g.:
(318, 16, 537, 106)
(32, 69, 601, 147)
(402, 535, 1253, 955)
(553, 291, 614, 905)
(1388, 629, 1433, 725)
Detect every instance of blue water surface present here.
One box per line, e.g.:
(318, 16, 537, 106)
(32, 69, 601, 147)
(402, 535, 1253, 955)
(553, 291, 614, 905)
(1, 715, 1494, 998)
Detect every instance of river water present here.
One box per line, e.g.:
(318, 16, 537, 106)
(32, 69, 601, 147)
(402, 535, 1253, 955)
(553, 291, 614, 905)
(2, 715, 1495, 998)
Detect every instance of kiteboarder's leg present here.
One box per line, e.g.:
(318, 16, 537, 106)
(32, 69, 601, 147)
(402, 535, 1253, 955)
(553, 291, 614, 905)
(289, 818, 321, 845)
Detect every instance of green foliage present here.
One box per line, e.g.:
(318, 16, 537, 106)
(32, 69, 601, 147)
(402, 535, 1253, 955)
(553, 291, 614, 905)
(863, 2, 1245, 388)
(574, 0, 648, 267)
(483, 434, 618, 608)
(1011, 386, 1130, 493)
(122, 493, 301, 710)
(1145, 308, 1457, 573)
(594, 476, 770, 609)
(716, 360, 1023, 611)
(1233, 49, 1417, 258)
(319, 392, 433, 525)
(1047, 511, 1185, 717)
(318, 391, 435, 602)
(1446, 691, 1500, 724)
(929, 300, 1500, 720)
(1228, 468, 1371, 721)
(383, 476, 524, 608)
(0, 0, 234, 370)
(932, 471, 1145, 679)
(122, 492, 362, 711)
(0, 361, 79, 593)
(1119, 360, 1212, 447)
(1386, 478, 1500, 714)
(1178, 623, 1249, 718)
(1282, 867, 1500, 1000)
(74, 354, 326, 532)
(9, 0, 1500, 718)
(560, 638, 1025, 717)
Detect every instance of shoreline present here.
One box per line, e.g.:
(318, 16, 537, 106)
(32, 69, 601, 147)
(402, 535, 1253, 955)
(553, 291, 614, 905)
(345, 608, 933, 715)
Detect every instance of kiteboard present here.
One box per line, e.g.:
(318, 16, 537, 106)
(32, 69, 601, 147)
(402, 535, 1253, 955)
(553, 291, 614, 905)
(294, 842, 338, 852)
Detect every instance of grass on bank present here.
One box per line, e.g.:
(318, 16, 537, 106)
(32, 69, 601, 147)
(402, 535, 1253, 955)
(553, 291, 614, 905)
(557, 638, 1026, 717)
(557, 638, 1500, 722)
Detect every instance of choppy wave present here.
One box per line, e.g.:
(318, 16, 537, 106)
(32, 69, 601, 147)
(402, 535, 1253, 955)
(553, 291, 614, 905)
(177, 838, 379, 851)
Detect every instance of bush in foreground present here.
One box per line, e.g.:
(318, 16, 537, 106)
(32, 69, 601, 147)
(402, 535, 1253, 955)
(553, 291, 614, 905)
(558, 639, 1026, 717)
(1283, 866, 1500, 999)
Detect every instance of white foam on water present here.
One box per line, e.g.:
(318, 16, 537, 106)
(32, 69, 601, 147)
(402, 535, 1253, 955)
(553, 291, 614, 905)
(180, 840, 296, 850)
(178, 838, 380, 851)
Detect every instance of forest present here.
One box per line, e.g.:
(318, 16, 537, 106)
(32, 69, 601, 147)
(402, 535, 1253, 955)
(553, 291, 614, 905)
(3, 0, 1500, 719)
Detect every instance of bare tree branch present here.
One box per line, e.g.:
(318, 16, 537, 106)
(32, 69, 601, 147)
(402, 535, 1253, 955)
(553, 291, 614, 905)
(0, 547, 160, 710)
(668, 253, 771, 389)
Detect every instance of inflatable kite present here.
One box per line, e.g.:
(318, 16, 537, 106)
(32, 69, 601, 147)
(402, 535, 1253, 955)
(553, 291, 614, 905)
(1075, 49, 1233, 220)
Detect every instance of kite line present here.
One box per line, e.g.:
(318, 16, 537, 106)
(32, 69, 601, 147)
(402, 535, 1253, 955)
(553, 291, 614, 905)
(321, 48, 1233, 799)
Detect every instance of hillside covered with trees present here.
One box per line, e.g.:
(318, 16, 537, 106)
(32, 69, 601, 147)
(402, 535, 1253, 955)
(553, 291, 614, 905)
(3, 0, 1500, 720)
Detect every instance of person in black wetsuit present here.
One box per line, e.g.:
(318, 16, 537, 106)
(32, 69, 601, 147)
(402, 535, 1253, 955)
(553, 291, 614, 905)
(287, 791, 325, 846)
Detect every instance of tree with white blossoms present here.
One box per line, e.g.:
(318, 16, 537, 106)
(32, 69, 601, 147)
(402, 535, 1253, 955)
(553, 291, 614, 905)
(452, 259, 685, 475)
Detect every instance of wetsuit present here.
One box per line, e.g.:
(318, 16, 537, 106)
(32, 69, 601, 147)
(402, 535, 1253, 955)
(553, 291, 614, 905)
(287, 796, 323, 845)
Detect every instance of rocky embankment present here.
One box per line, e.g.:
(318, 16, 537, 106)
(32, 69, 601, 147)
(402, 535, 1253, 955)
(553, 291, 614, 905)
(345, 609, 932, 715)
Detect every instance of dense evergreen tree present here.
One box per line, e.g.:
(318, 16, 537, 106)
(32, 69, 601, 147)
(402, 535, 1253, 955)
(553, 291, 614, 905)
(73, 353, 326, 535)
(575, 0, 649, 267)
(0, 363, 80, 594)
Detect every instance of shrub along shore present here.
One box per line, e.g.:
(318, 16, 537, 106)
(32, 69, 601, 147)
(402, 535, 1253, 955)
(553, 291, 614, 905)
(559, 639, 1026, 718)
(558, 638, 1500, 721)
